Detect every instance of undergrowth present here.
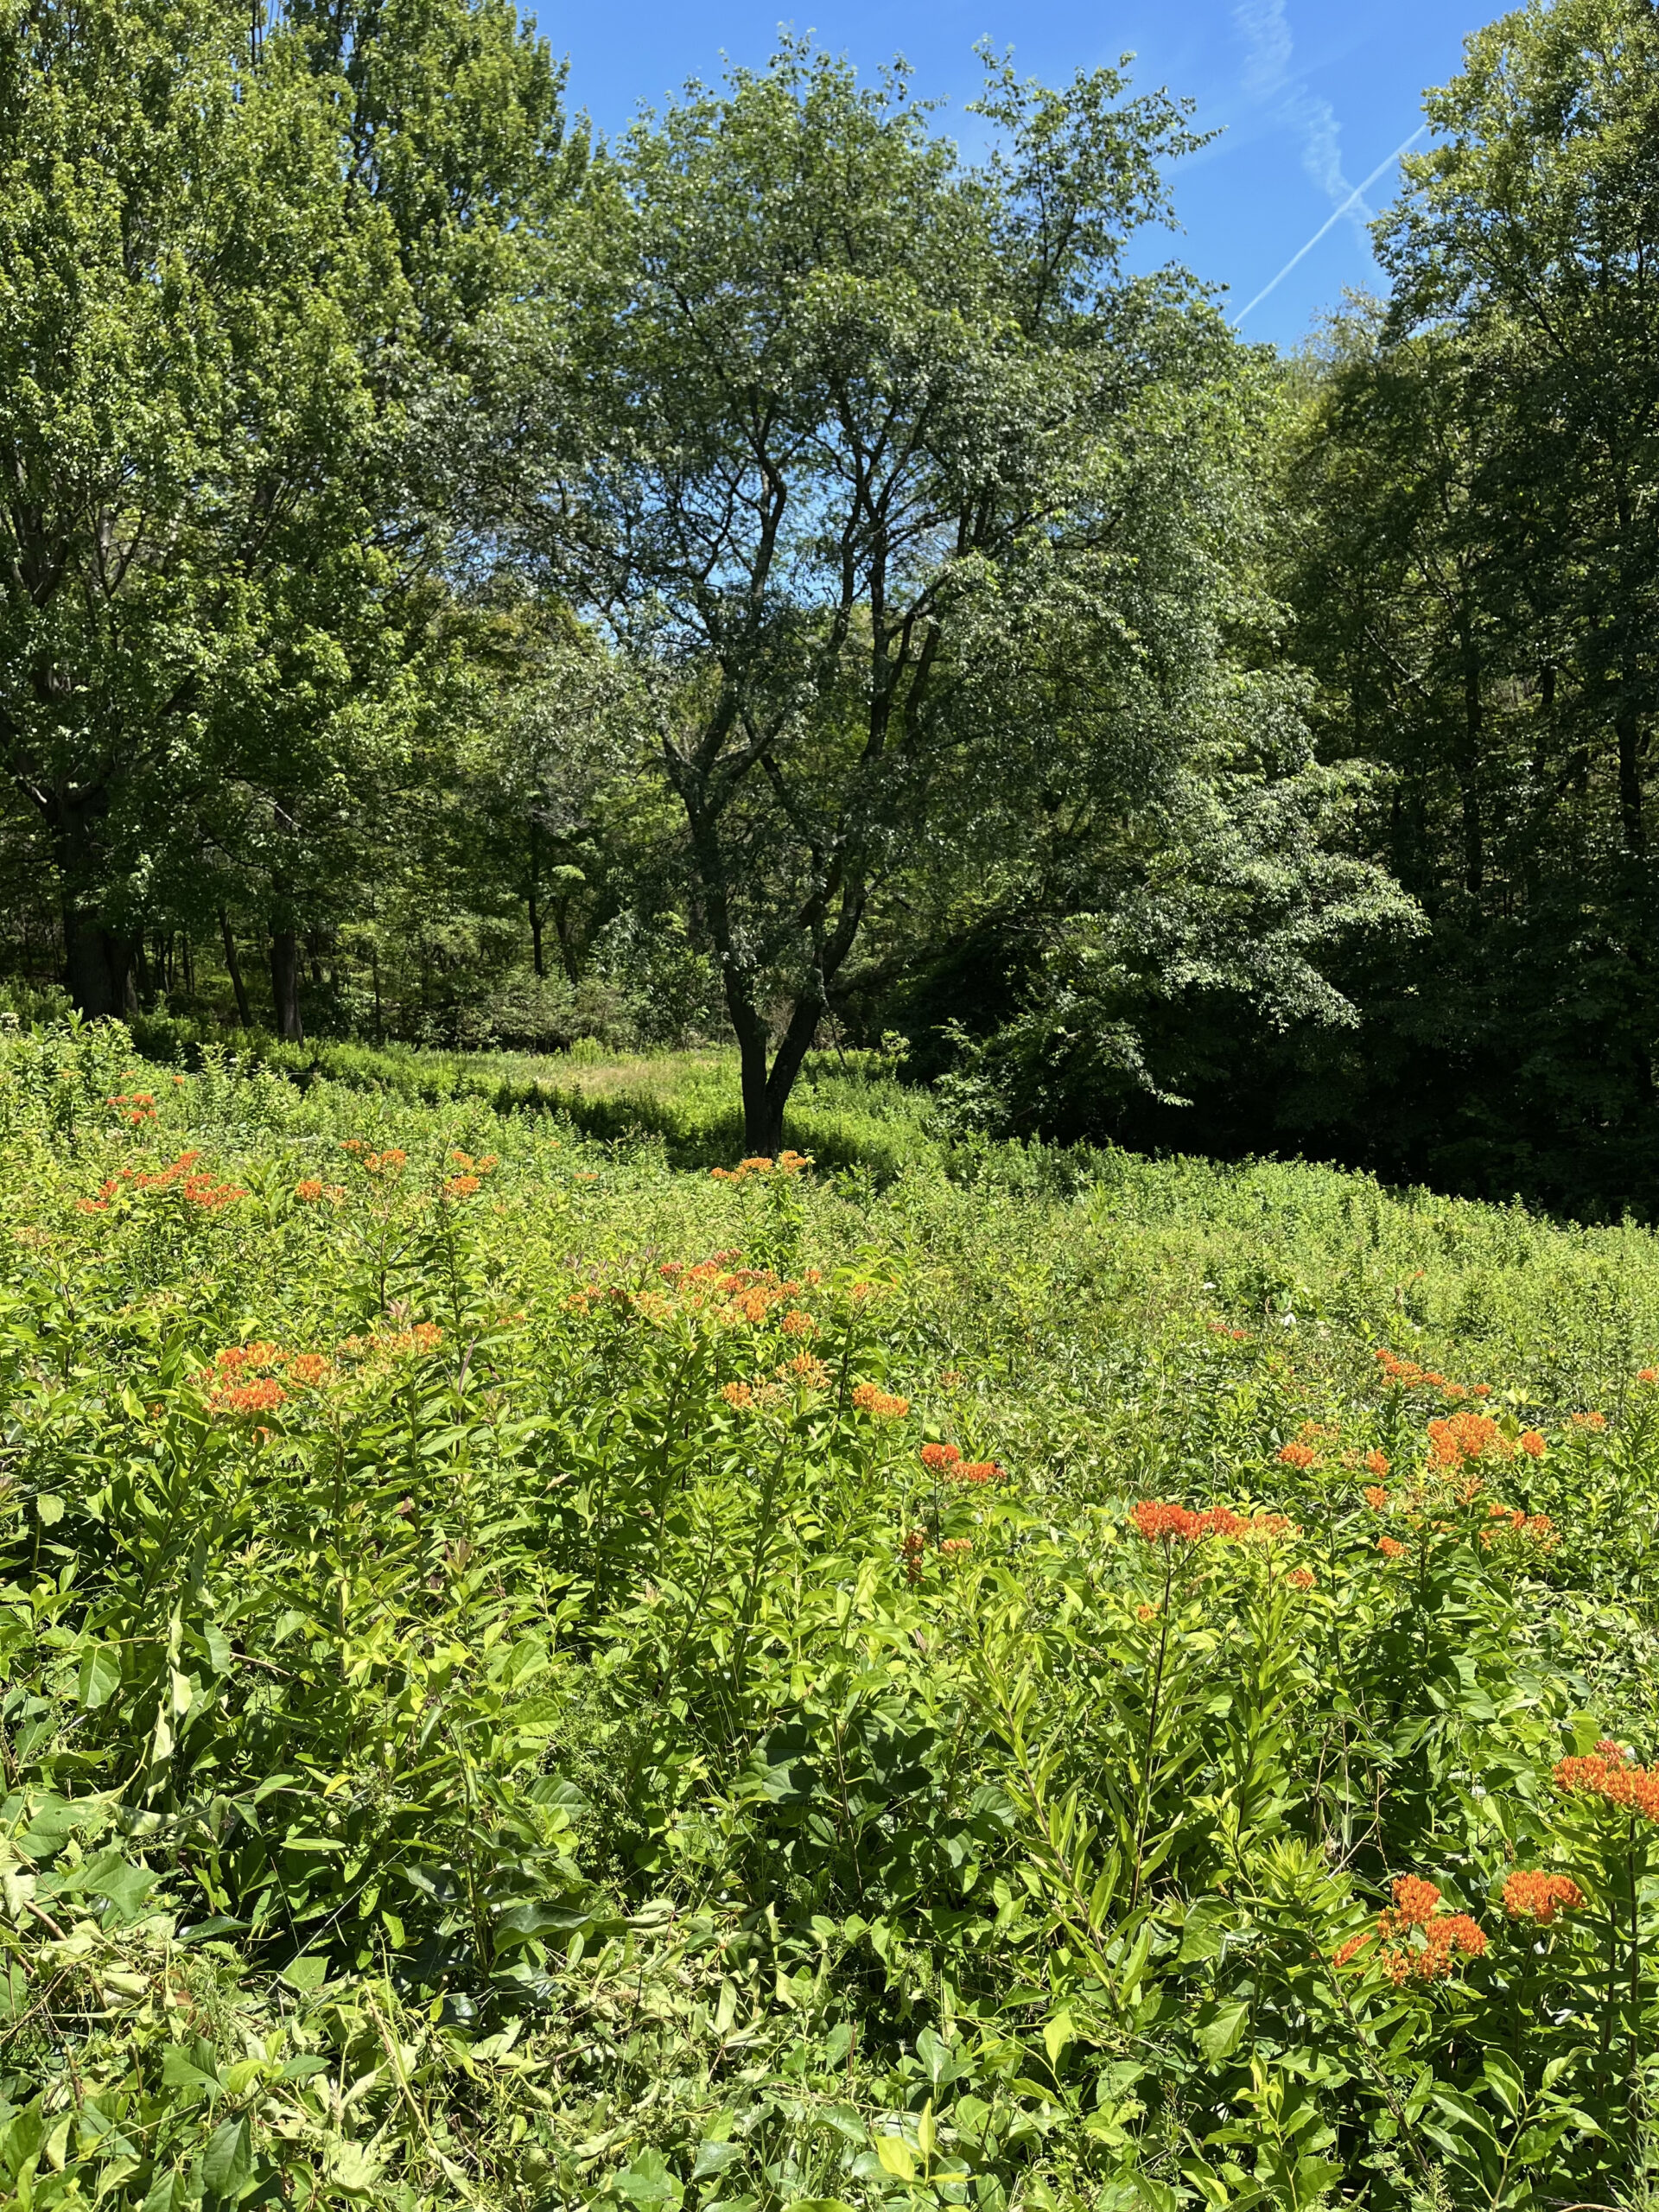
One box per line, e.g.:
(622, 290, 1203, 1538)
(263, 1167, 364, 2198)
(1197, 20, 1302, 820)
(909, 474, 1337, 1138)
(4, 1019, 1659, 2209)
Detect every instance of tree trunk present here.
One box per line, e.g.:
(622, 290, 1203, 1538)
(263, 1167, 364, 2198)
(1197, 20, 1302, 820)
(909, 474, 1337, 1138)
(528, 820, 545, 977)
(729, 978, 824, 1157)
(219, 910, 252, 1027)
(63, 907, 137, 1019)
(1618, 701, 1645, 854)
(270, 926, 304, 1040)
(50, 786, 135, 1018)
(1457, 604, 1484, 896)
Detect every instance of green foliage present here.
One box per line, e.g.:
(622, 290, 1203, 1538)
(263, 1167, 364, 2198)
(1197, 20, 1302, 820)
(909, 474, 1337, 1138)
(7, 1026, 1659, 2205)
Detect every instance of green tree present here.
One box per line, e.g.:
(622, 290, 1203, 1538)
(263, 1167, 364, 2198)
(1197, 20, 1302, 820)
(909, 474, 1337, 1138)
(517, 40, 1253, 1154)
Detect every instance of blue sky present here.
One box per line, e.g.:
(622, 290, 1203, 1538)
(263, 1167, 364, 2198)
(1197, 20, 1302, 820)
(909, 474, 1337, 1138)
(531, 0, 1484, 350)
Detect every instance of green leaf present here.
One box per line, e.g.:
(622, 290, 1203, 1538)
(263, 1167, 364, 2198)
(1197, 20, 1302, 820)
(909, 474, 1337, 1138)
(35, 1494, 64, 1527)
(139, 2169, 179, 2212)
(1042, 2009, 1074, 2067)
(78, 1643, 122, 1708)
(161, 2045, 221, 2097)
(613, 2148, 683, 2206)
(74, 1849, 154, 1923)
(874, 2138, 915, 2182)
(1194, 2001, 1250, 2065)
(692, 2142, 741, 2181)
(279, 1955, 327, 1993)
(200, 2114, 253, 2200)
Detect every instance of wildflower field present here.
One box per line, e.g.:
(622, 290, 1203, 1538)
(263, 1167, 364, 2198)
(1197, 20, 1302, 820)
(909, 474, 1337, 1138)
(7, 1025, 1659, 2212)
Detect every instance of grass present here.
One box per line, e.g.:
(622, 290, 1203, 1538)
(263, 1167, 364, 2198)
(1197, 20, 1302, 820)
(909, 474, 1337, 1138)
(4, 1014, 1659, 2210)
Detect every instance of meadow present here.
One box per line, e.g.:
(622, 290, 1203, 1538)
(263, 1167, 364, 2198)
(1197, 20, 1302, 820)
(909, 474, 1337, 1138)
(4, 1017, 1659, 2211)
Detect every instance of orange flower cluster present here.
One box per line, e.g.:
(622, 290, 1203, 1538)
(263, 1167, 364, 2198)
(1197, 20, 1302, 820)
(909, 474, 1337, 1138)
(214, 1377, 287, 1415)
(205, 1340, 340, 1414)
(1378, 1535, 1408, 1559)
(339, 1142, 408, 1176)
(647, 1259, 811, 1329)
(1364, 1484, 1390, 1510)
(1568, 1410, 1606, 1432)
(442, 1149, 497, 1200)
(780, 1309, 817, 1338)
(1207, 1322, 1249, 1343)
(1130, 1501, 1299, 1546)
(1287, 1566, 1315, 1591)
(338, 1321, 443, 1363)
(721, 1382, 754, 1409)
(1427, 1411, 1514, 1468)
(1375, 1877, 1488, 1983)
(294, 1179, 347, 1205)
(852, 1381, 910, 1418)
(923, 1442, 1004, 1485)
(1518, 1430, 1547, 1458)
(1502, 1871, 1584, 1924)
(709, 1149, 811, 1184)
(900, 1529, 928, 1585)
(1375, 1349, 1492, 1401)
(1554, 1741, 1659, 1821)
(1277, 1441, 1317, 1468)
(78, 1152, 245, 1215)
(1637, 1367, 1659, 1385)
(1480, 1503, 1559, 1552)
(778, 1351, 831, 1390)
(106, 1090, 157, 1128)
(1364, 1448, 1390, 1477)
(939, 1537, 974, 1562)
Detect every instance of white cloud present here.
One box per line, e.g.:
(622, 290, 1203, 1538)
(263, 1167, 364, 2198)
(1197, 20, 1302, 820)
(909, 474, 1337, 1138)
(1231, 0, 1371, 241)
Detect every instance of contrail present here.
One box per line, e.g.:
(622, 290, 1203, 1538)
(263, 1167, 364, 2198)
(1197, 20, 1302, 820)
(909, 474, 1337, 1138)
(1233, 124, 1427, 325)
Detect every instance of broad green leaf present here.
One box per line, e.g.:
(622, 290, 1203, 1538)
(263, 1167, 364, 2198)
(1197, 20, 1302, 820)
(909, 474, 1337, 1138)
(874, 2137, 915, 2182)
(200, 2115, 253, 2200)
(77, 1643, 122, 1709)
(1194, 2001, 1250, 2066)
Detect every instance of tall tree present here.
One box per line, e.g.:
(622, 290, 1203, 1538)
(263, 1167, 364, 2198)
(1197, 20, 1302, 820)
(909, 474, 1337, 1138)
(513, 41, 1237, 1154)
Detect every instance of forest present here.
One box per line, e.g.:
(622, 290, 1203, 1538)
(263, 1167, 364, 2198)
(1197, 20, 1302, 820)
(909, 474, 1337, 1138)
(3, 0, 1657, 1213)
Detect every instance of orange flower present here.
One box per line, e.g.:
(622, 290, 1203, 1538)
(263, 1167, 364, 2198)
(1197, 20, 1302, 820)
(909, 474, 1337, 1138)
(1427, 1411, 1513, 1468)
(1332, 1930, 1372, 1970)
(899, 1528, 927, 1585)
(1135, 1602, 1160, 1623)
(1502, 1871, 1584, 1924)
(1278, 1441, 1317, 1468)
(295, 1179, 325, 1202)
(1373, 1878, 1488, 1983)
(1378, 1535, 1408, 1560)
(286, 1354, 332, 1388)
(213, 1377, 286, 1416)
(780, 1309, 816, 1338)
(1637, 1367, 1659, 1385)
(1569, 1410, 1606, 1431)
(1518, 1430, 1546, 1458)
(939, 1537, 973, 1561)
(1364, 1448, 1390, 1477)
(1554, 1746, 1659, 1821)
(851, 1382, 910, 1418)
(1287, 1566, 1314, 1591)
(1388, 1875, 1443, 1928)
(1364, 1484, 1390, 1510)
(442, 1174, 480, 1198)
(721, 1382, 754, 1410)
(1132, 1501, 1203, 1543)
(920, 1441, 963, 1471)
(950, 1459, 1004, 1486)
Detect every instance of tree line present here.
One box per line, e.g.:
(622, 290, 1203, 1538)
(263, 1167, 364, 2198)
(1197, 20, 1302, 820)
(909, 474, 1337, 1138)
(2, 0, 1656, 1210)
